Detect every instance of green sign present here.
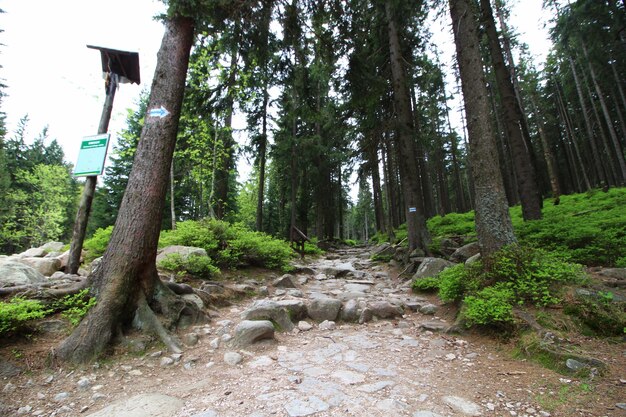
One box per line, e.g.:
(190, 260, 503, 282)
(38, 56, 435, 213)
(73, 134, 111, 177)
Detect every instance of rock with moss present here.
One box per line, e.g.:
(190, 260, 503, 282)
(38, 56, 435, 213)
(412, 258, 456, 279)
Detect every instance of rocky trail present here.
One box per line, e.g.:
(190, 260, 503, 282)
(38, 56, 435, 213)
(1, 247, 624, 417)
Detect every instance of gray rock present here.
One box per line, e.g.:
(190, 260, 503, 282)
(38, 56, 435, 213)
(230, 320, 275, 347)
(371, 242, 395, 258)
(224, 351, 243, 366)
(450, 242, 480, 263)
(465, 253, 481, 265)
(284, 396, 329, 416)
(77, 378, 91, 390)
(273, 274, 297, 288)
(412, 257, 455, 279)
(442, 396, 481, 416)
(413, 412, 444, 417)
(598, 268, 626, 280)
(358, 308, 373, 324)
(307, 297, 342, 322)
(160, 357, 175, 367)
(368, 300, 403, 319)
(277, 299, 307, 321)
(183, 332, 199, 346)
(419, 321, 448, 332)
(156, 245, 208, 264)
(53, 392, 69, 402)
(241, 299, 294, 331)
(340, 299, 360, 322)
(318, 320, 336, 330)
(616, 403, 626, 410)
(17, 257, 62, 276)
(0, 359, 21, 378)
(182, 293, 204, 310)
(40, 242, 65, 253)
(258, 286, 269, 296)
(85, 393, 184, 417)
(357, 380, 394, 393)
(0, 259, 46, 287)
(190, 411, 218, 417)
(419, 304, 438, 315)
(20, 247, 47, 258)
(3, 382, 16, 393)
(287, 289, 304, 297)
(298, 321, 313, 331)
(38, 319, 67, 334)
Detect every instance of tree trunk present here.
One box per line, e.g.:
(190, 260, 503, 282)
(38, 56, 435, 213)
(57, 16, 197, 363)
(529, 94, 561, 204)
(480, 0, 541, 220)
(568, 56, 606, 186)
(385, 0, 430, 252)
(582, 43, 626, 183)
(450, 0, 517, 257)
(170, 159, 176, 230)
(255, 86, 269, 232)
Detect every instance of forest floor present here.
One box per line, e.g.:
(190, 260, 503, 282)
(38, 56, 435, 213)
(0, 247, 624, 417)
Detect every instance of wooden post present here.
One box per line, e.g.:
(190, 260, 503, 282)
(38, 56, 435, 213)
(67, 73, 118, 274)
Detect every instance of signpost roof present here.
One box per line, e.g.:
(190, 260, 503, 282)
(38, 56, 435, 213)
(87, 45, 140, 85)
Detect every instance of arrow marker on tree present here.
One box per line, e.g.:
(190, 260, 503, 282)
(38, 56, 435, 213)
(149, 106, 170, 118)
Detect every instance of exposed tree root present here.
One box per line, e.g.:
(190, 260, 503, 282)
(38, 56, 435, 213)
(133, 294, 182, 354)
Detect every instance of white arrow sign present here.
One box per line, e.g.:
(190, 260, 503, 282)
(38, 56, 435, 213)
(149, 106, 170, 118)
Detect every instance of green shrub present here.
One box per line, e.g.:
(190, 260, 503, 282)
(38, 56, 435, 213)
(55, 289, 96, 326)
(157, 253, 220, 279)
(411, 276, 440, 292)
(83, 226, 114, 261)
(564, 292, 626, 336)
(0, 297, 49, 335)
(462, 285, 515, 327)
(437, 263, 483, 302)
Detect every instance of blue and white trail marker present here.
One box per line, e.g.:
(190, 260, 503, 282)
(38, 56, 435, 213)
(149, 106, 170, 118)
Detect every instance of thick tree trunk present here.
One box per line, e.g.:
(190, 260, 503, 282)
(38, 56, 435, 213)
(450, 0, 517, 257)
(385, 0, 430, 252)
(480, 0, 541, 220)
(170, 159, 176, 230)
(57, 16, 196, 363)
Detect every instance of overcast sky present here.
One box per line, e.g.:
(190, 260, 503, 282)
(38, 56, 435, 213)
(0, 0, 553, 179)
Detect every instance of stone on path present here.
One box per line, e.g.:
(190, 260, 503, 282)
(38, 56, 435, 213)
(241, 299, 294, 331)
(442, 396, 482, 416)
(284, 396, 329, 417)
(413, 412, 444, 417)
(412, 257, 455, 279)
(357, 380, 394, 393)
(340, 299, 361, 322)
(224, 351, 243, 366)
(277, 299, 307, 321)
(419, 321, 448, 332)
(318, 320, 336, 330)
(86, 393, 184, 417)
(419, 304, 438, 315)
(230, 320, 275, 347)
(368, 300, 403, 319)
(331, 370, 365, 385)
(273, 274, 297, 288)
(298, 321, 313, 331)
(307, 297, 342, 322)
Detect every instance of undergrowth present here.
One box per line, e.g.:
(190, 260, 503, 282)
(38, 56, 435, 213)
(413, 245, 588, 329)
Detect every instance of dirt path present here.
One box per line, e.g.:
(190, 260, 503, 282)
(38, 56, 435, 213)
(1, 247, 623, 417)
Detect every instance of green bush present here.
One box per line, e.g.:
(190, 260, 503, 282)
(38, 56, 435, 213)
(462, 285, 515, 327)
(55, 289, 96, 326)
(0, 297, 49, 335)
(413, 245, 587, 329)
(159, 219, 295, 270)
(157, 253, 220, 279)
(411, 276, 440, 292)
(83, 226, 114, 261)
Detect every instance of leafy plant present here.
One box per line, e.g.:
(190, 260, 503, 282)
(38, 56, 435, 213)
(0, 297, 49, 335)
(83, 225, 114, 261)
(462, 285, 515, 327)
(411, 276, 440, 292)
(55, 289, 96, 326)
(157, 253, 220, 279)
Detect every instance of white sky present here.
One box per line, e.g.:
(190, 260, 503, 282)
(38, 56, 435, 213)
(0, 0, 553, 185)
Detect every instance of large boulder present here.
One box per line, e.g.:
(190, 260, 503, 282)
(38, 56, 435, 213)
(450, 242, 480, 263)
(412, 257, 455, 279)
(230, 320, 275, 347)
(307, 297, 342, 322)
(241, 299, 294, 331)
(273, 274, 297, 288)
(19, 247, 47, 258)
(156, 246, 208, 264)
(368, 300, 403, 319)
(0, 259, 46, 287)
(17, 257, 61, 277)
(371, 242, 395, 258)
(39, 242, 66, 253)
(276, 299, 307, 321)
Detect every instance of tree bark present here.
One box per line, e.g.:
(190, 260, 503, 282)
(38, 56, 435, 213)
(385, 0, 430, 252)
(480, 0, 541, 220)
(170, 159, 176, 230)
(57, 16, 196, 363)
(529, 94, 561, 204)
(450, 0, 517, 257)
